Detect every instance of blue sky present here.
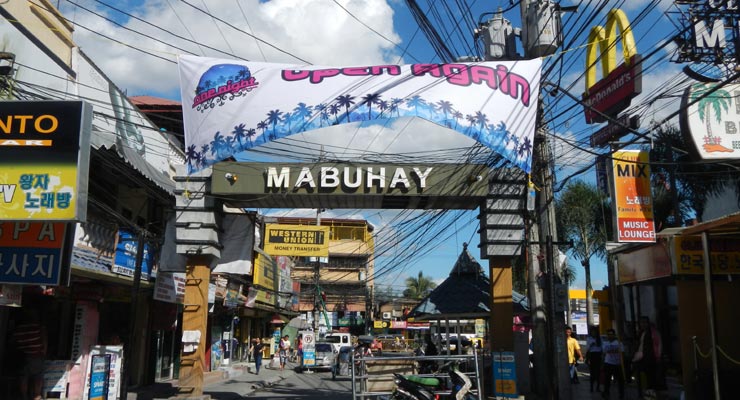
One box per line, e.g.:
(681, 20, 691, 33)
(59, 0, 687, 291)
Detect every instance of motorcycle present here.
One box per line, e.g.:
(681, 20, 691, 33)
(388, 359, 475, 400)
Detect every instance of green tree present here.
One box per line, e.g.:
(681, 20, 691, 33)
(555, 180, 608, 326)
(403, 271, 437, 299)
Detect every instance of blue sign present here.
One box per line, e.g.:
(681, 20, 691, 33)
(88, 354, 110, 400)
(0, 222, 66, 285)
(112, 229, 152, 280)
(493, 351, 517, 398)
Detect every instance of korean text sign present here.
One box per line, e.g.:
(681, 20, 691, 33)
(0, 222, 66, 285)
(0, 101, 92, 221)
(611, 149, 655, 242)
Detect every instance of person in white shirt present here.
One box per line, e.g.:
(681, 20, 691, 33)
(279, 335, 291, 371)
(601, 329, 625, 400)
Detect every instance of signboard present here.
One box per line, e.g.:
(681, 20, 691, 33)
(0, 101, 92, 220)
(475, 318, 486, 337)
(153, 272, 186, 304)
(616, 243, 672, 284)
(264, 224, 329, 257)
(43, 360, 72, 397)
(87, 354, 110, 400)
(611, 150, 655, 243)
(373, 320, 390, 329)
(673, 235, 740, 275)
(212, 162, 491, 204)
(390, 320, 407, 329)
(0, 284, 22, 306)
(590, 114, 640, 147)
(83, 345, 123, 400)
(583, 9, 642, 124)
(493, 351, 518, 398)
(179, 56, 542, 174)
(0, 222, 66, 285)
(680, 83, 740, 160)
(406, 322, 430, 330)
(111, 229, 152, 280)
(301, 330, 316, 367)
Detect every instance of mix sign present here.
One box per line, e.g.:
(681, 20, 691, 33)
(0, 101, 92, 221)
(611, 150, 655, 243)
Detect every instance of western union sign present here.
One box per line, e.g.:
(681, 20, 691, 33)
(264, 224, 330, 257)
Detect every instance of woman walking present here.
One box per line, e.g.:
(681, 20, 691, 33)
(586, 326, 604, 392)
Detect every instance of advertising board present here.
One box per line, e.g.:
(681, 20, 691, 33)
(611, 150, 655, 243)
(0, 222, 67, 285)
(0, 101, 91, 221)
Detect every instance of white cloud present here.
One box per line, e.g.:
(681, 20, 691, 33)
(64, 0, 402, 97)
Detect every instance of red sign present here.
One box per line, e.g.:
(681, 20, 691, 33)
(583, 55, 642, 124)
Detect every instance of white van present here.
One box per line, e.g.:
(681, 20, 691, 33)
(324, 332, 353, 353)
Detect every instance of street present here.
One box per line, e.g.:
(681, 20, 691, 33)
(246, 371, 352, 399)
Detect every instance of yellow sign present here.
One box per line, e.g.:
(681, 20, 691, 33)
(264, 224, 330, 256)
(585, 9, 636, 90)
(583, 9, 642, 124)
(0, 101, 91, 221)
(612, 150, 655, 243)
(674, 236, 740, 275)
(0, 165, 80, 220)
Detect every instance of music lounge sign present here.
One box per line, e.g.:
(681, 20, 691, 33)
(611, 150, 655, 243)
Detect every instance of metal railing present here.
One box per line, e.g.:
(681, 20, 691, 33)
(350, 349, 483, 400)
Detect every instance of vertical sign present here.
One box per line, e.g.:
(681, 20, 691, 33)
(493, 352, 518, 398)
(0, 101, 92, 221)
(611, 150, 655, 243)
(87, 354, 110, 400)
(111, 229, 152, 280)
(301, 330, 316, 367)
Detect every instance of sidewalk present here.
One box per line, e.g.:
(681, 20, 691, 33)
(566, 363, 684, 400)
(127, 359, 298, 400)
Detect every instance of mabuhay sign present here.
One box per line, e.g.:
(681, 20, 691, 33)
(0, 101, 92, 221)
(211, 162, 489, 202)
(583, 9, 642, 124)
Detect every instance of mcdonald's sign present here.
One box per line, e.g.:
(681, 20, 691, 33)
(582, 9, 642, 124)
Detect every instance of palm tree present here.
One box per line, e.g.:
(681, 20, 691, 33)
(232, 123, 247, 147)
(405, 95, 426, 115)
(266, 109, 283, 140)
(436, 100, 454, 126)
(293, 102, 313, 129)
(465, 114, 476, 133)
(257, 121, 268, 141)
(403, 271, 437, 299)
(376, 99, 389, 118)
(361, 93, 381, 120)
(185, 144, 198, 169)
(209, 131, 227, 160)
(452, 111, 463, 129)
(245, 128, 256, 146)
(473, 111, 489, 134)
(315, 103, 329, 126)
(518, 137, 532, 160)
(282, 111, 294, 132)
(329, 103, 342, 124)
(555, 180, 608, 326)
(199, 144, 209, 167)
(391, 98, 404, 117)
(691, 83, 731, 140)
(335, 94, 356, 122)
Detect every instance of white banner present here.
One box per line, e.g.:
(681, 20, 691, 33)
(178, 55, 542, 173)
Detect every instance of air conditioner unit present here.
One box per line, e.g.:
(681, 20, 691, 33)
(382, 312, 391, 320)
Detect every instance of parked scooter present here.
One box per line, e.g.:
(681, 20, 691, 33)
(388, 359, 475, 400)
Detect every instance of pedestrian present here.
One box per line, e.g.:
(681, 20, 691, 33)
(632, 316, 661, 398)
(601, 329, 625, 400)
(250, 338, 265, 374)
(12, 309, 47, 400)
(586, 326, 604, 392)
(279, 335, 291, 371)
(565, 326, 583, 384)
(296, 334, 303, 365)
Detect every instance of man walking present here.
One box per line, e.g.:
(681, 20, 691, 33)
(565, 327, 583, 384)
(602, 329, 625, 399)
